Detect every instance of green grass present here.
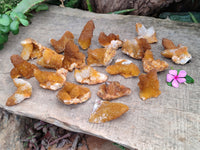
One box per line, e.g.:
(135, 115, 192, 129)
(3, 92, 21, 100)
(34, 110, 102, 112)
(86, 0, 93, 12)
(108, 9, 135, 14)
(189, 12, 199, 23)
(0, 0, 22, 14)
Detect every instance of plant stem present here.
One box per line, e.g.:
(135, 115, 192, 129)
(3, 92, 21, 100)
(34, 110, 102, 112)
(108, 9, 135, 14)
(86, 0, 92, 12)
(70, 134, 80, 150)
(189, 12, 199, 23)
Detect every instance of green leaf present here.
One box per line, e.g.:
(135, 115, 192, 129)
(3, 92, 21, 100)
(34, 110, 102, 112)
(11, 28, 19, 35)
(16, 12, 27, 19)
(4, 4, 13, 10)
(0, 44, 4, 50)
(0, 25, 10, 33)
(5, 10, 11, 15)
(0, 33, 8, 44)
(108, 9, 135, 14)
(35, 4, 48, 12)
(10, 20, 19, 35)
(2, 33, 8, 43)
(0, 35, 5, 44)
(19, 18, 29, 26)
(113, 143, 126, 150)
(177, 69, 181, 74)
(0, 14, 12, 26)
(12, 0, 46, 14)
(65, 0, 81, 8)
(28, 4, 39, 12)
(9, 12, 17, 20)
(86, 0, 93, 12)
(189, 12, 199, 23)
(185, 75, 194, 84)
(10, 12, 27, 20)
(167, 82, 172, 87)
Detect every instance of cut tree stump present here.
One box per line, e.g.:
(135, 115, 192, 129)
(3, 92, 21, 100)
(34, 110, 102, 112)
(81, 0, 183, 15)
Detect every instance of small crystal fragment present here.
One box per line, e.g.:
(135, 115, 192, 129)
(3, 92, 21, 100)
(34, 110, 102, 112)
(142, 50, 168, 73)
(138, 69, 161, 100)
(10, 55, 38, 79)
(98, 32, 121, 47)
(87, 46, 116, 66)
(97, 81, 131, 100)
(57, 81, 91, 105)
(6, 78, 32, 106)
(121, 38, 151, 59)
(162, 38, 176, 49)
(50, 31, 74, 53)
(74, 66, 108, 85)
(161, 38, 192, 65)
(37, 48, 64, 69)
(10, 67, 21, 79)
(106, 59, 140, 78)
(135, 23, 158, 43)
(78, 20, 95, 50)
(89, 100, 129, 123)
(62, 40, 85, 71)
(20, 38, 45, 60)
(34, 68, 68, 90)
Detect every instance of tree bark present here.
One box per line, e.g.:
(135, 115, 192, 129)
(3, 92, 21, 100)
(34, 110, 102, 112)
(81, 0, 183, 15)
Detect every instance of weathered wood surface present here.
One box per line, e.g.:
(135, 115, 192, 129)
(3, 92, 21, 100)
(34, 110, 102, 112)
(0, 6, 200, 150)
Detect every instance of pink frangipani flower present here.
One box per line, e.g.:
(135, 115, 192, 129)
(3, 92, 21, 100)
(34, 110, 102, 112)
(166, 70, 187, 88)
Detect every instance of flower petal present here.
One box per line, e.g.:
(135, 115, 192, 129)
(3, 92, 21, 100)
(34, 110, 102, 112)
(169, 70, 177, 76)
(166, 74, 174, 82)
(172, 79, 179, 88)
(177, 77, 186, 83)
(178, 70, 187, 77)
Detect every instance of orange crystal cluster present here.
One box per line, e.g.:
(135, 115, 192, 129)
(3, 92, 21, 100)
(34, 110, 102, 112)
(106, 59, 140, 78)
(74, 66, 108, 85)
(78, 20, 95, 50)
(57, 81, 91, 105)
(87, 32, 122, 66)
(122, 38, 151, 59)
(161, 38, 192, 64)
(20, 38, 46, 60)
(87, 48, 107, 66)
(87, 46, 116, 66)
(50, 31, 74, 53)
(138, 69, 161, 100)
(10, 55, 38, 79)
(6, 78, 32, 106)
(136, 23, 158, 44)
(37, 48, 64, 70)
(89, 100, 129, 123)
(98, 32, 121, 47)
(34, 68, 68, 90)
(142, 50, 168, 73)
(97, 81, 131, 100)
(62, 40, 85, 71)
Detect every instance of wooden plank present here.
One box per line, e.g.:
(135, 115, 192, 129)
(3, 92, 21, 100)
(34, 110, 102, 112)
(0, 6, 200, 150)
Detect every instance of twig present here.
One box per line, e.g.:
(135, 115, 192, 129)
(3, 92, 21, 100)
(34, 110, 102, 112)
(83, 135, 89, 150)
(60, 0, 65, 7)
(49, 133, 71, 146)
(69, 134, 80, 150)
